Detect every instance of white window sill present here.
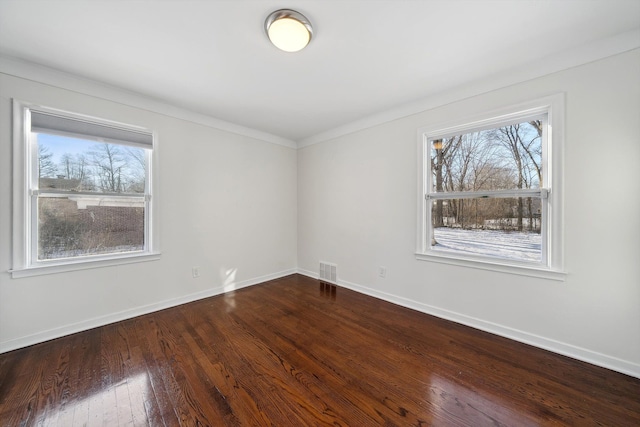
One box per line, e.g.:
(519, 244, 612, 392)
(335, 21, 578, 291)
(415, 251, 566, 281)
(9, 252, 161, 278)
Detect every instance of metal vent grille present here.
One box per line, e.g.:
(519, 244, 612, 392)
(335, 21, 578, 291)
(319, 262, 337, 284)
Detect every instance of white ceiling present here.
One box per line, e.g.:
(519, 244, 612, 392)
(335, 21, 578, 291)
(1, 0, 639, 145)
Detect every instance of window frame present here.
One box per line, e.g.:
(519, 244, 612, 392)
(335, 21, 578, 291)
(11, 100, 160, 278)
(416, 94, 565, 280)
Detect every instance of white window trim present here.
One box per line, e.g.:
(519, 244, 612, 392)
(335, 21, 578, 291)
(415, 94, 565, 281)
(10, 99, 160, 278)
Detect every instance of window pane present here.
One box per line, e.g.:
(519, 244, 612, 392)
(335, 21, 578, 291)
(431, 197, 542, 262)
(37, 133, 147, 194)
(430, 120, 542, 193)
(38, 196, 145, 260)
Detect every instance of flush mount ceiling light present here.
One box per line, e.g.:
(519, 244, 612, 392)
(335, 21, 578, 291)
(265, 9, 313, 52)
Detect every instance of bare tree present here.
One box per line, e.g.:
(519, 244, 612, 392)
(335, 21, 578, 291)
(431, 136, 462, 227)
(59, 153, 92, 190)
(492, 122, 542, 231)
(445, 132, 510, 229)
(519, 122, 542, 231)
(525, 120, 543, 186)
(60, 153, 73, 179)
(496, 125, 526, 230)
(446, 133, 480, 228)
(124, 147, 147, 193)
(74, 154, 91, 189)
(90, 143, 126, 192)
(88, 143, 148, 193)
(38, 145, 57, 178)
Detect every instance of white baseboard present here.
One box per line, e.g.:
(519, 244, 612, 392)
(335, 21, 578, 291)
(296, 269, 640, 379)
(0, 269, 297, 354)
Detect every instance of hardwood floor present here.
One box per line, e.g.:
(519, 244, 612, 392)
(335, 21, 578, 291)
(1, 274, 639, 426)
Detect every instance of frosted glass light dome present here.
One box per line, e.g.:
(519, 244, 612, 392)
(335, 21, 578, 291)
(265, 9, 313, 52)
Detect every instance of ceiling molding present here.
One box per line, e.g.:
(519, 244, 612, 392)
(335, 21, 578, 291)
(0, 55, 298, 149)
(297, 29, 640, 148)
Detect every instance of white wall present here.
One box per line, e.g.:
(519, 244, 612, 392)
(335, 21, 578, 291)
(0, 73, 298, 352)
(298, 49, 640, 377)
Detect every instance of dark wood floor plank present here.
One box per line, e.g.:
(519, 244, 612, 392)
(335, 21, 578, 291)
(207, 311, 362, 425)
(137, 313, 226, 426)
(35, 339, 71, 426)
(184, 302, 314, 425)
(135, 316, 197, 426)
(195, 281, 530, 425)
(250, 291, 502, 425)
(237, 282, 507, 424)
(188, 290, 402, 422)
(131, 316, 180, 427)
(0, 349, 40, 424)
(216, 291, 406, 425)
(178, 304, 289, 426)
(1, 274, 639, 426)
(49, 333, 90, 426)
(0, 338, 71, 426)
(157, 309, 246, 426)
(100, 322, 132, 426)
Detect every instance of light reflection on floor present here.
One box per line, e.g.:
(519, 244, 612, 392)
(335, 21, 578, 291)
(38, 371, 151, 425)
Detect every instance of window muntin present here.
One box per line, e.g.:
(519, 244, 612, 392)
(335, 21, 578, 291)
(14, 101, 155, 273)
(417, 96, 564, 277)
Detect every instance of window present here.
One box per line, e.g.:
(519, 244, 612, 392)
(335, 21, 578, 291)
(416, 95, 564, 279)
(11, 100, 158, 277)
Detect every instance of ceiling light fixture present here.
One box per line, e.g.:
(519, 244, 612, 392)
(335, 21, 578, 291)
(265, 9, 313, 52)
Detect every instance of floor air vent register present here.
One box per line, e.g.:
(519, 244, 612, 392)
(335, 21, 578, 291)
(319, 261, 337, 299)
(319, 262, 337, 284)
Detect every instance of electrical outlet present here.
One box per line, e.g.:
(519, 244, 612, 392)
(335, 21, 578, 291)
(379, 266, 387, 278)
(192, 267, 200, 278)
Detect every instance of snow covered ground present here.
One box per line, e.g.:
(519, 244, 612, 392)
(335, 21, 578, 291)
(433, 228, 541, 262)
